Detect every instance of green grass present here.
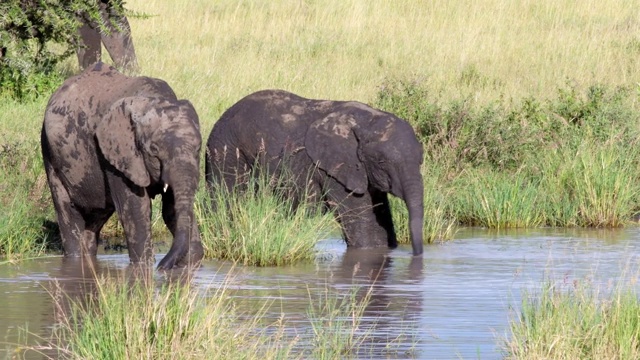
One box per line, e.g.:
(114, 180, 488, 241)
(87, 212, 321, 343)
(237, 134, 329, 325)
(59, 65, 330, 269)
(3, 0, 640, 256)
(506, 277, 640, 359)
(16, 269, 383, 359)
(0, 140, 51, 260)
(451, 168, 545, 229)
(306, 284, 374, 358)
(44, 273, 295, 359)
(538, 139, 640, 228)
(198, 169, 338, 266)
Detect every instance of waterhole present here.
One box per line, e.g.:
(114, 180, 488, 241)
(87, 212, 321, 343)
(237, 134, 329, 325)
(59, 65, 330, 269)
(1, 227, 639, 359)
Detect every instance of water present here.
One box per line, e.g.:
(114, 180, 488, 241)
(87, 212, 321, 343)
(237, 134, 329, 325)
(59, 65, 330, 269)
(1, 228, 639, 359)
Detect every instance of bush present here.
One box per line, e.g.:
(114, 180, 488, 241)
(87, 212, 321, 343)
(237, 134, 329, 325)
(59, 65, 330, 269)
(0, 0, 125, 101)
(376, 79, 640, 228)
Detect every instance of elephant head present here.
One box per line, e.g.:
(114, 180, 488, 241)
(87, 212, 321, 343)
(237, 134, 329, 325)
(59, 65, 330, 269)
(305, 103, 425, 256)
(96, 96, 203, 269)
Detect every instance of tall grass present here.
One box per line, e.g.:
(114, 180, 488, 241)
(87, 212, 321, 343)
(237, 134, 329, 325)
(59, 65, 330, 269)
(46, 274, 295, 359)
(452, 168, 545, 229)
(538, 139, 640, 227)
(127, 0, 640, 112)
(378, 81, 640, 229)
(23, 271, 382, 359)
(307, 285, 374, 358)
(0, 141, 51, 260)
(198, 169, 337, 266)
(506, 278, 640, 359)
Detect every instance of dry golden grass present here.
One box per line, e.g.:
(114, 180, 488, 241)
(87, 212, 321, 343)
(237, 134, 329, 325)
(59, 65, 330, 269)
(125, 0, 640, 134)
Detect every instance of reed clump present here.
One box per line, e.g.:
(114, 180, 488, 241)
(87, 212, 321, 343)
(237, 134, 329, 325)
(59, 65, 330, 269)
(23, 272, 380, 359)
(506, 277, 640, 359)
(197, 168, 337, 266)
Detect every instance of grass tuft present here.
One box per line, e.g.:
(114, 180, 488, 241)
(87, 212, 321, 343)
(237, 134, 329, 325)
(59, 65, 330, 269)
(197, 169, 337, 266)
(506, 277, 640, 359)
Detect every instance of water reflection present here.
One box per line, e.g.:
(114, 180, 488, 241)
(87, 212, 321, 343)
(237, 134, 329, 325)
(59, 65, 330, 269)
(1, 228, 639, 359)
(335, 248, 426, 358)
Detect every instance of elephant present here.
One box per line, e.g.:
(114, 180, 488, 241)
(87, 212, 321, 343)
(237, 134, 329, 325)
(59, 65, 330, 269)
(41, 62, 203, 270)
(76, 0, 138, 72)
(205, 89, 425, 256)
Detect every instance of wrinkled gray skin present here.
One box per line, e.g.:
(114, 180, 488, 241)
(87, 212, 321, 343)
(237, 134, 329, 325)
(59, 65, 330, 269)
(206, 90, 425, 256)
(41, 62, 203, 270)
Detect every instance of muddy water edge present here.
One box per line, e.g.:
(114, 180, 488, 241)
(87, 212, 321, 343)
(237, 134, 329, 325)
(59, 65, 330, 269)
(1, 228, 639, 359)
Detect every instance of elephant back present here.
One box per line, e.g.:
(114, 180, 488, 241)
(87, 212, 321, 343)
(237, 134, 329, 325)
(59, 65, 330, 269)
(47, 62, 177, 123)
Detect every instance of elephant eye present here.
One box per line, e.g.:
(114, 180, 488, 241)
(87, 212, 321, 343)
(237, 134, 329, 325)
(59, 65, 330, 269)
(149, 143, 160, 155)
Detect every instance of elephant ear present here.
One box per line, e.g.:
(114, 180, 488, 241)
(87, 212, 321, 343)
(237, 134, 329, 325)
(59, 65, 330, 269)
(305, 112, 367, 194)
(96, 97, 153, 187)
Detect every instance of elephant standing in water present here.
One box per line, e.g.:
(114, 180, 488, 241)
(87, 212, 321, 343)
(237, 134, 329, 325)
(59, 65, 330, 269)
(206, 90, 425, 256)
(41, 62, 203, 270)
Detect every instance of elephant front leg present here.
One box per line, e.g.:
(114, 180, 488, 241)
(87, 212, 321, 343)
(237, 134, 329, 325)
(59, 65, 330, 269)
(109, 180, 154, 265)
(326, 180, 396, 249)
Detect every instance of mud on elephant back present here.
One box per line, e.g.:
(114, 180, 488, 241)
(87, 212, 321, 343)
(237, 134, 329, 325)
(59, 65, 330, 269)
(205, 89, 425, 256)
(41, 62, 204, 270)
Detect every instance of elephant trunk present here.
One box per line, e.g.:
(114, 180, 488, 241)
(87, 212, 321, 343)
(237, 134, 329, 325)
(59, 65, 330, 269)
(402, 177, 424, 256)
(157, 160, 202, 270)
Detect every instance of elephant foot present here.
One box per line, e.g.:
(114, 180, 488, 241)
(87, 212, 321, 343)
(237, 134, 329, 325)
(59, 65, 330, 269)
(157, 241, 203, 270)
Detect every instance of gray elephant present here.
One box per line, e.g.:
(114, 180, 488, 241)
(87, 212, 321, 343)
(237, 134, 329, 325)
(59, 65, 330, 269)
(41, 62, 203, 270)
(205, 90, 424, 256)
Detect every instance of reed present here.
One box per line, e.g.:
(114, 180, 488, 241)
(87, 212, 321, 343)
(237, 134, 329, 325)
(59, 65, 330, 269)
(538, 139, 640, 228)
(506, 276, 640, 359)
(197, 169, 337, 266)
(22, 270, 380, 359)
(0, 140, 50, 260)
(46, 274, 296, 359)
(452, 168, 545, 229)
(306, 285, 374, 358)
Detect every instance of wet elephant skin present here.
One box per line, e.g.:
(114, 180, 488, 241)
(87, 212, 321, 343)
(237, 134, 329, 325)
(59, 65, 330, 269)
(206, 89, 425, 256)
(41, 62, 203, 270)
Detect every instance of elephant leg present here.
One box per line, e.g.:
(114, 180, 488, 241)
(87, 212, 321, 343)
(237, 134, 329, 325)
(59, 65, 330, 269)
(108, 177, 153, 264)
(98, 3, 138, 72)
(76, 20, 102, 70)
(45, 166, 86, 256)
(325, 179, 396, 248)
(371, 190, 397, 248)
(82, 209, 115, 251)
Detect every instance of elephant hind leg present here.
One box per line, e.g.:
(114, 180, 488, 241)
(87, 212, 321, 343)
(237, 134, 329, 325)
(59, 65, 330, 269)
(44, 165, 87, 256)
(82, 209, 115, 256)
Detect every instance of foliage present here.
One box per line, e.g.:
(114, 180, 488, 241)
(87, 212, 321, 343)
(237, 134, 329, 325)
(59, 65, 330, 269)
(0, 0, 125, 101)
(376, 80, 639, 172)
(0, 140, 52, 259)
(376, 80, 640, 229)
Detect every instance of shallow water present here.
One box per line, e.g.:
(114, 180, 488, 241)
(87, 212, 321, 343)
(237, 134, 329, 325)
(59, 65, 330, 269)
(1, 228, 640, 359)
